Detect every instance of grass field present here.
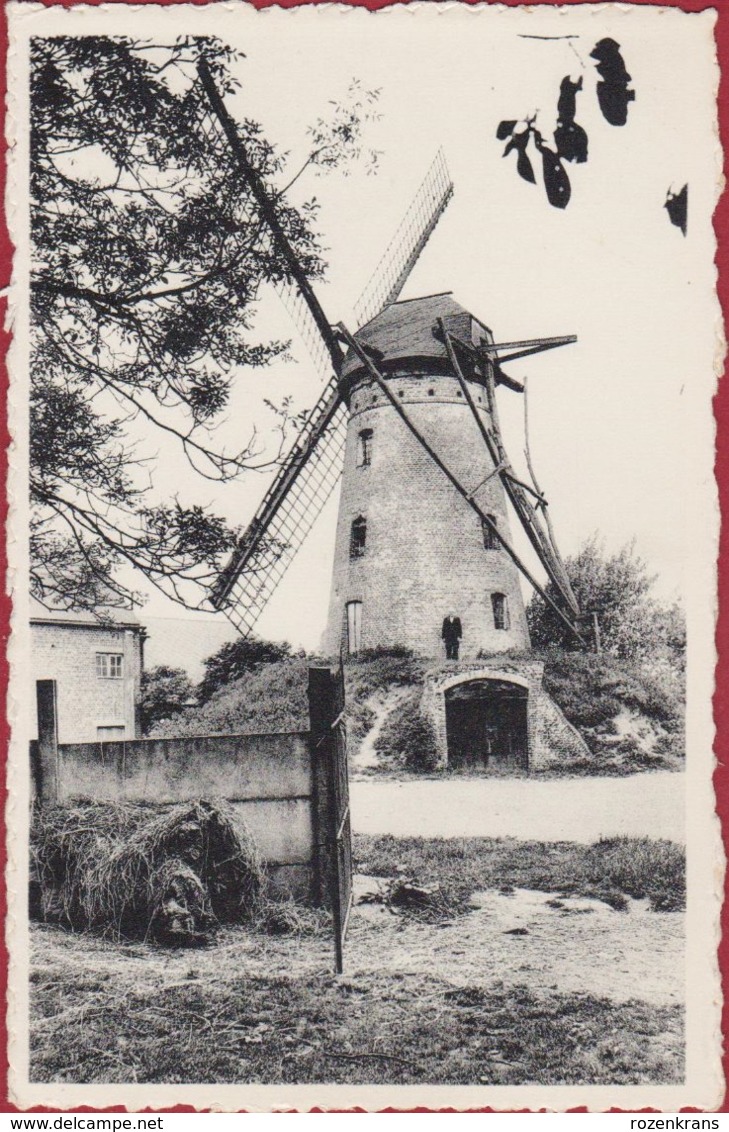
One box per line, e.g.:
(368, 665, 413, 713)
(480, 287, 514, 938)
(30, 925, 683, 1086)
(30, 833, 685, 1086)
(354, 833, 686, 913)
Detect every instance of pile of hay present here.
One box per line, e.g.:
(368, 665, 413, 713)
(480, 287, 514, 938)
(30, 799, 264, 946)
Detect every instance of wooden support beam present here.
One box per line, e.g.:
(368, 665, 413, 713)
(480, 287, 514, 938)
(479, 334, 577, 356)
(337, 323, 586, 645)
(504, 470, 547, 507)
(466, 461, 507, 501)
(438, 320, 581, 624)
(493, 367, 525, 393)
(35, 679, 59, 805)
(435, 331, 525, 392)
(197, 58, 343, 375)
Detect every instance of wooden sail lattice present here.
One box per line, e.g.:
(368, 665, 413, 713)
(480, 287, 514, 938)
(353, 148, 454, 329)
(198, 60, 581, 641)
(274, 278, 336, 386)
(211, 376, 347, 634)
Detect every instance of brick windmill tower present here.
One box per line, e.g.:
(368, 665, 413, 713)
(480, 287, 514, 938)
(323, 293, 531, 659)
(199, 62, 583, 667)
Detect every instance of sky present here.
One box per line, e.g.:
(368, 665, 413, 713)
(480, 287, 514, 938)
(10, 1, 721, 655)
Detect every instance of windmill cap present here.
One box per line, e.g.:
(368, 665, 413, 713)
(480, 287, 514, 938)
(342, 293, 492, 385)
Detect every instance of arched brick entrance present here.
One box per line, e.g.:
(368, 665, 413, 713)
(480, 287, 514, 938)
(420, 661, 591, 772)
(445, 677, 529, 769)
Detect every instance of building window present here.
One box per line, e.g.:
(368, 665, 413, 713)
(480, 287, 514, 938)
(346, 601, 363, 655)
(357, 428, 373, 467)
(96, 653, 124, 679)
(491, 593, 510, 631)
(350, 516, 367, 558)
(482, 515, 499, 550)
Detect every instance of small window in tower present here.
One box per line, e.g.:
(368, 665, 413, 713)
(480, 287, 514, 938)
(350, 516, 367, 559)
(428, 388, 435, 396)
(357, 429, 373, 467)
(491, 593, 510, 631)
(482, 515, 499, 550)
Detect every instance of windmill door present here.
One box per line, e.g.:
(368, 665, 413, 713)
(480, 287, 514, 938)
(445, 679, 529, 770)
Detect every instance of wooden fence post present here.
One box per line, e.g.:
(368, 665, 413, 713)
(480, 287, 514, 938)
(308, 666, 334, 907)
(35, 679, 59, 805)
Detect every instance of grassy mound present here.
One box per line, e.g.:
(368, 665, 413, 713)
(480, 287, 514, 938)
(149, 649, 684, 777)
(152, 658, 313, 738)
(31, 800, 264, 945)
(375, 686, 439, 771)
(541, 650, 684, 772)
(149, 652, 428, 749)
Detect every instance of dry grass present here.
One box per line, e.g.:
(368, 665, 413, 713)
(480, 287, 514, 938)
(30, 924, 683, 1086)
(31, 800, 265, 944)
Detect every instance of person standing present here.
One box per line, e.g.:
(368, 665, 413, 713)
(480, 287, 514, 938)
(441, 612, 462, 660)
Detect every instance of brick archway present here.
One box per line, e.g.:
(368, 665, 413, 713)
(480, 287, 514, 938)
(421, 662, 542, 770)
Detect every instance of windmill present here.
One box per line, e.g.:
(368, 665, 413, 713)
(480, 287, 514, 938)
(197, 60, 585, 658)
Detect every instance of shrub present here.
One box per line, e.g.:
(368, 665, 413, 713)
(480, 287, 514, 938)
(198, 637, 293, 704)
(376, 688, 439, 771)
(527, 536, 685, 668)
(151, 658, 311, 738)
(140, 665, 196, 734)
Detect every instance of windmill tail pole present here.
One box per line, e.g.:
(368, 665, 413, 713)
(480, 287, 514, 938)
(335, 323, 587, 648)
(522, 375, 580, 613)
(438, 319, 581, 625)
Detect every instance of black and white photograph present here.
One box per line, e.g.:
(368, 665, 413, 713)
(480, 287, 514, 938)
(5, 0, 723, 1110)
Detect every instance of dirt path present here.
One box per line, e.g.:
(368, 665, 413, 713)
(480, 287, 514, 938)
(351, 881, 683, 1006)
(31, 886, 683, 1010)
(352, 689, 410, 772)
(350, 771, 684, 843)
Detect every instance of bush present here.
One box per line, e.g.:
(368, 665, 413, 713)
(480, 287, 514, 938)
(527, 536, 685, 668)
(152, 658, 311, 738)
(198, 637, 293, 704)
(376, 687, 439, 771)
(140, 665, 196, 734)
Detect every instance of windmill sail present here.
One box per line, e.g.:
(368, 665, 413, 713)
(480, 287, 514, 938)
(274, 278, 335, 386)
(353, 149, 454, 329)
(211, 377, 348, 634)
(197, 58, 343, 375)
(198, 61, 457, 636)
